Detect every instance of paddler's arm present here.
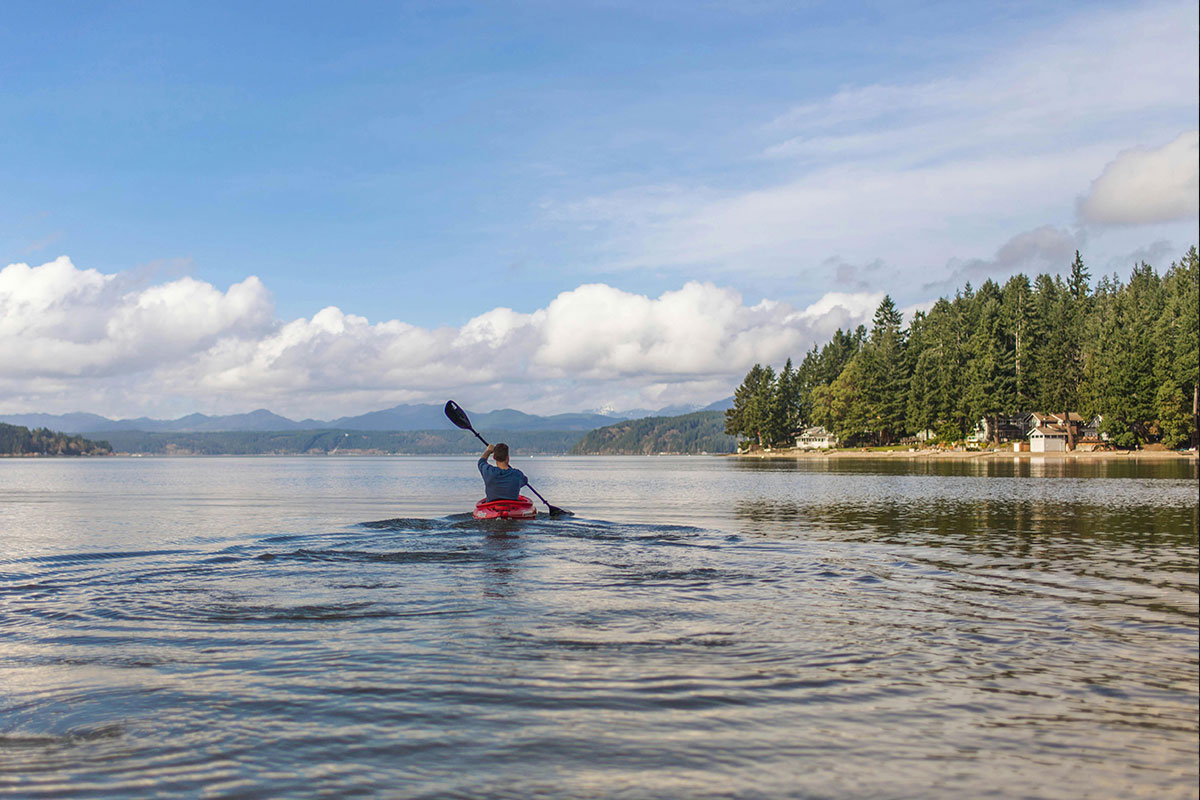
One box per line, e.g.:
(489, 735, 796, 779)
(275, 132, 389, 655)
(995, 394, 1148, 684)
(479, 444, 495, 470)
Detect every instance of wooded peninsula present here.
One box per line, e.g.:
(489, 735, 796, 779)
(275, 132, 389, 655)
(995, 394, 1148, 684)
(725, 248, 1199, 451)
(0, 423, 112, 456)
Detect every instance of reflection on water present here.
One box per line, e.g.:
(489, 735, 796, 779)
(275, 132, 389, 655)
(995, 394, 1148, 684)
(0, 456, 1196, 799)
(729, 453, 1198, 479)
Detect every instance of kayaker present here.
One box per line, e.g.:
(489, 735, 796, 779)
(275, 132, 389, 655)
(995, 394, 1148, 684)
(478, 443, 529, 502)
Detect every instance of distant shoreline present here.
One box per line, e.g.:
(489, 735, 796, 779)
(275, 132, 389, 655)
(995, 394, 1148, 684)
(730, 448, 1198, 461)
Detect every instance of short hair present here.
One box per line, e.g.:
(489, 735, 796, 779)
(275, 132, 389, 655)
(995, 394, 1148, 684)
(494, 443, 510, 462)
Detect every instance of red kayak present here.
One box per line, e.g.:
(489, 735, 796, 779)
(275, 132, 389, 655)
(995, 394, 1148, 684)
(473, 496, 537, 520)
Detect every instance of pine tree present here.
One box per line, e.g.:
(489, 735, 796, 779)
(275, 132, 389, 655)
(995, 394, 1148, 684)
(773, 358, 800, 443)
(1092, 263, 1162, 446)
(965, 280, 1015, 445)
(1001, 274, 1034, 412)
(1161, 247, 1199, 447)
(861, 296, 908, 444)
(1068, 249, 1091, 301)
(725, 364, 777, 448)
(827, 356, 871, 445)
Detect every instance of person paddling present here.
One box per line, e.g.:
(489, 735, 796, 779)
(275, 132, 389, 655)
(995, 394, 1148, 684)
(445, 401, 572, 517)
(478, 443, 529, 502)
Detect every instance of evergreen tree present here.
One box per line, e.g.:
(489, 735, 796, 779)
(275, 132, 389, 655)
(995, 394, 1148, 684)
(794, 347, 821, 427)
(1068, 249, 1091, 301)
(1160, 247, 1199, 446)
(906, 348, 938, 439)
(1001, 274, 1035, 412)
(826, 356, 872, 445)
(773, 358, 801, 443)
(861, 295, 908, 444)
(725, 363, 776, 448)
(965, 280, 1015, 445)
(1101, 263, 1162, 445)
(1154, 382, 1191, 449)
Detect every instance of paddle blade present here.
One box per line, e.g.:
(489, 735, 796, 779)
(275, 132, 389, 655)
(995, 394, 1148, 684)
(444, 400, 473, 431)
(546, 504, 574, 518)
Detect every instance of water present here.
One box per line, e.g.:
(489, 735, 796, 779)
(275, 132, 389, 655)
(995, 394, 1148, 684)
(2, 456, 1197, 799)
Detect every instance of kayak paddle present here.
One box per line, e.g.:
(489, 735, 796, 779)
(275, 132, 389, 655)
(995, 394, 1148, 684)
(444, 400, 574, 517)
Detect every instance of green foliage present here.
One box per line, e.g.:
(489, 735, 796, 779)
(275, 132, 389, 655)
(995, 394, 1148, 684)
(861, 295, 908, 444)
(728, 245, 1199, 449)
(572, 411, 736, 454)
(725, 363, 779, 447)
(1153, 382, 1191, 449)
(0, 423, 112, 456)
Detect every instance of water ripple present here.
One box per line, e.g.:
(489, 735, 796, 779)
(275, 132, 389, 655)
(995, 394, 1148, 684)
(1, 458, 1195, 799)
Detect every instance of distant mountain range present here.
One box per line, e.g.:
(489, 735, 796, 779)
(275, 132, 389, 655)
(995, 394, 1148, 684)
(0, 398, 734, 435)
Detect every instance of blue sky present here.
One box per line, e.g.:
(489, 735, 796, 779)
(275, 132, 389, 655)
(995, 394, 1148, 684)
(1, 0, 1197, 417)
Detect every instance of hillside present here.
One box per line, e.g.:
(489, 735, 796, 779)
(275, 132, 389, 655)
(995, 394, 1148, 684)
(570, 411, 736, 455)
(0, 423, 112, 456)
(92, 428, 585, 456)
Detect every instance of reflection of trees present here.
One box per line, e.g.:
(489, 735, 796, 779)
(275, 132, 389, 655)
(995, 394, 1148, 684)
(730, 456, 1198, 480)
(733, 497, 1198, 565)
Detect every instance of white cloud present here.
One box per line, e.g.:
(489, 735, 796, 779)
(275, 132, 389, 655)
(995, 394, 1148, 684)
(0, 257, 883, 418)
(545, 1, 1198, 294)
(0, 256, 273, 378)
(1078, 131, 1200, 225)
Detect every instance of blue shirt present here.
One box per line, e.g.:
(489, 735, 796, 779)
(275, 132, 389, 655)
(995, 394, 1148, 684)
(478, 457, 528, 501)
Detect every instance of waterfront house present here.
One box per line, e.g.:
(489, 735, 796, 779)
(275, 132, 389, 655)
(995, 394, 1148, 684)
(796, 426, 837, 449)
(969, 415, 1032, 444)
(1029, 421, 1069, 452)
(1028, 412, 1087, 437)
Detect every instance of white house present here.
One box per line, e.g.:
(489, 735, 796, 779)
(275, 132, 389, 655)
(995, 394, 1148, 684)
(796, 426, 837, 449)
(1029, 424, 1068, 452)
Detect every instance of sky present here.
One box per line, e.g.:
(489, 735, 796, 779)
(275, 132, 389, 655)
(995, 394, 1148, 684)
(2, 0, 1197, 419)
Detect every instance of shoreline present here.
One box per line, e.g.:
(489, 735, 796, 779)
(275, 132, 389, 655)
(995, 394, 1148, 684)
(730, 447, 1198, 461)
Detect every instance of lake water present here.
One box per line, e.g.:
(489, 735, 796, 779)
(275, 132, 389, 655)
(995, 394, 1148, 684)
(2, 455, 1197, 799)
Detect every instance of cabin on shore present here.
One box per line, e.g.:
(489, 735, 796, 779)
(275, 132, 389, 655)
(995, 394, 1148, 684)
(795, 426, 837, 449)
(1025, 413, 1105, 452)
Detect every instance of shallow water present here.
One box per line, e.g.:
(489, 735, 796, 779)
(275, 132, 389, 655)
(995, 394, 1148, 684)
(1, 456, 1197, 799)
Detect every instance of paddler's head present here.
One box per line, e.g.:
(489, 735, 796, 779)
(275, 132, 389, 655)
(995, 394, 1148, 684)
(494, 442, 510, 467)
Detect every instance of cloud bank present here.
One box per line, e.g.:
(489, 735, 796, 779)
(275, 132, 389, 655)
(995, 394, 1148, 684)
(1, 257, 883, 418)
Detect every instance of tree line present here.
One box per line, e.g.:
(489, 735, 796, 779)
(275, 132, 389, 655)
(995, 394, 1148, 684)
(725, 247, 1199, 450)
(0, 423, 112, 456)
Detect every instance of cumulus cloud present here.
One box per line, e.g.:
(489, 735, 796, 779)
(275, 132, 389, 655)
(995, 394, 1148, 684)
(1077, 131, 1200, 225)
(0, 256, 273, 378)
(0, 257, 883, 418)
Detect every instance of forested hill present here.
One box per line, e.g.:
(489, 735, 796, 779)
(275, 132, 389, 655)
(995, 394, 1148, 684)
(0, 423, 112, 456)
(91, 428, 584, 456)
(570, 411, 736, 455)
(725, 247, 1199, 450)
